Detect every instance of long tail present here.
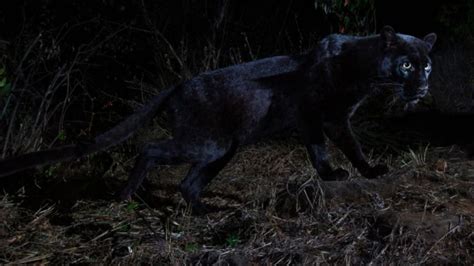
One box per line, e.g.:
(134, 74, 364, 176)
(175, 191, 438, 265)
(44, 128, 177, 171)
(0, 87, 176, 177)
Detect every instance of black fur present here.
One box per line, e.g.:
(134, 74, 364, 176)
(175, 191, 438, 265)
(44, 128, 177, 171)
(0, 26, 436, 213)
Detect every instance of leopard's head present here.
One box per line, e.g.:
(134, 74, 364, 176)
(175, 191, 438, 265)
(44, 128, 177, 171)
(378, 26, 437, 107)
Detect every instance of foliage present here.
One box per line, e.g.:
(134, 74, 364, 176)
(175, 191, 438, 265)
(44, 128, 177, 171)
(126, 201, 139, 212)
(225, 233, 240, 248)
(184, 243, 199, 253)
(314, 0, 376, 35)
(437, 0, 474, 43)
(57, 129, 67, 142)
(0, 65, 11, 97)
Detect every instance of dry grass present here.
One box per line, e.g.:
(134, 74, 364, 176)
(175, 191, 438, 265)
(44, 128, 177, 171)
(1, 144, 473, 264)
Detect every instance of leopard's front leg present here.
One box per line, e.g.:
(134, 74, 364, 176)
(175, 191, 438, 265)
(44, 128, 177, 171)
(323, 118, 388, 179)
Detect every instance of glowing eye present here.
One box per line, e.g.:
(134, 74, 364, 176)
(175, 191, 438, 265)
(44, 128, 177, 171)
(424, 63, 432, 72)
(402, 62, 412, 70)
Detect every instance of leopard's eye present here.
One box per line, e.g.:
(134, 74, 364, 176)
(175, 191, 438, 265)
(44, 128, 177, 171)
(424, 62, 432, 72)
(402, 62, 412, 70)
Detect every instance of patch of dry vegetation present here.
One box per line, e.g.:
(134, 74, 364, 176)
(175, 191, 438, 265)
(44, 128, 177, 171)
(1, 145, 473, 264)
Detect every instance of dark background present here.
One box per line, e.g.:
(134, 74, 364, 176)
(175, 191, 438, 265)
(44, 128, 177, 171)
(0, 0, 472, 155)
(1, 2, 473, 264)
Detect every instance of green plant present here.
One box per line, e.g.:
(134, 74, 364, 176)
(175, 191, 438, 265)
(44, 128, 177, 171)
(314, 0, 376, 35)
(225, 233, 240, 248)
(126, 201, 139, 212)
(118, 224, 131, 232)
(44, 164, 59, 177)
(184, 243, 199, 253)
(401, 144, 430, 168)
(57, 130, 67, 142)
(0, 66, 11, 97)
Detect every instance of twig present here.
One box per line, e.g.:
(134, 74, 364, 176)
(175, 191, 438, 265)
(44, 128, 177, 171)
(421, 224, 461, 263)
(1, 33, 42, 120)
(7, 254, 52, 265)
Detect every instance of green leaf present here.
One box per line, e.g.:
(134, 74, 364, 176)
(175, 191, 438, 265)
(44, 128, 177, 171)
(0, 77, 6, 87)
(225, 233, 240, 248)
(45, 164, 58, 177)
(0, 82, 10, 96)
(185, 243, 199, 252)
(0, 67, 4, 75)
(58, 130, 67, 141)
(349, 4, 356, 12)
(344, 16, 351, 27)
(118, 224, 131, 232)
(126, 201, 139, 211)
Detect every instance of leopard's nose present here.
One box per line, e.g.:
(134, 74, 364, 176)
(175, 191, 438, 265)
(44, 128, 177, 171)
(418, 85, 429, 96)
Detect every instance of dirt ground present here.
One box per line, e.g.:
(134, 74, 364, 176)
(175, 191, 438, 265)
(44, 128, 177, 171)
(0, 142, 473, 264)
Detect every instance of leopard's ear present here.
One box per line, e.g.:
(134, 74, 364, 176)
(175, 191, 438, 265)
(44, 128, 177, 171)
(380, 25, 398, 48)
(423, 33, 437, 51)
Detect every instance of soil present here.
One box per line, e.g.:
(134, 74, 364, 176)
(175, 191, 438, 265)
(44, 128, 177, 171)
(0, 143, 473, 264)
